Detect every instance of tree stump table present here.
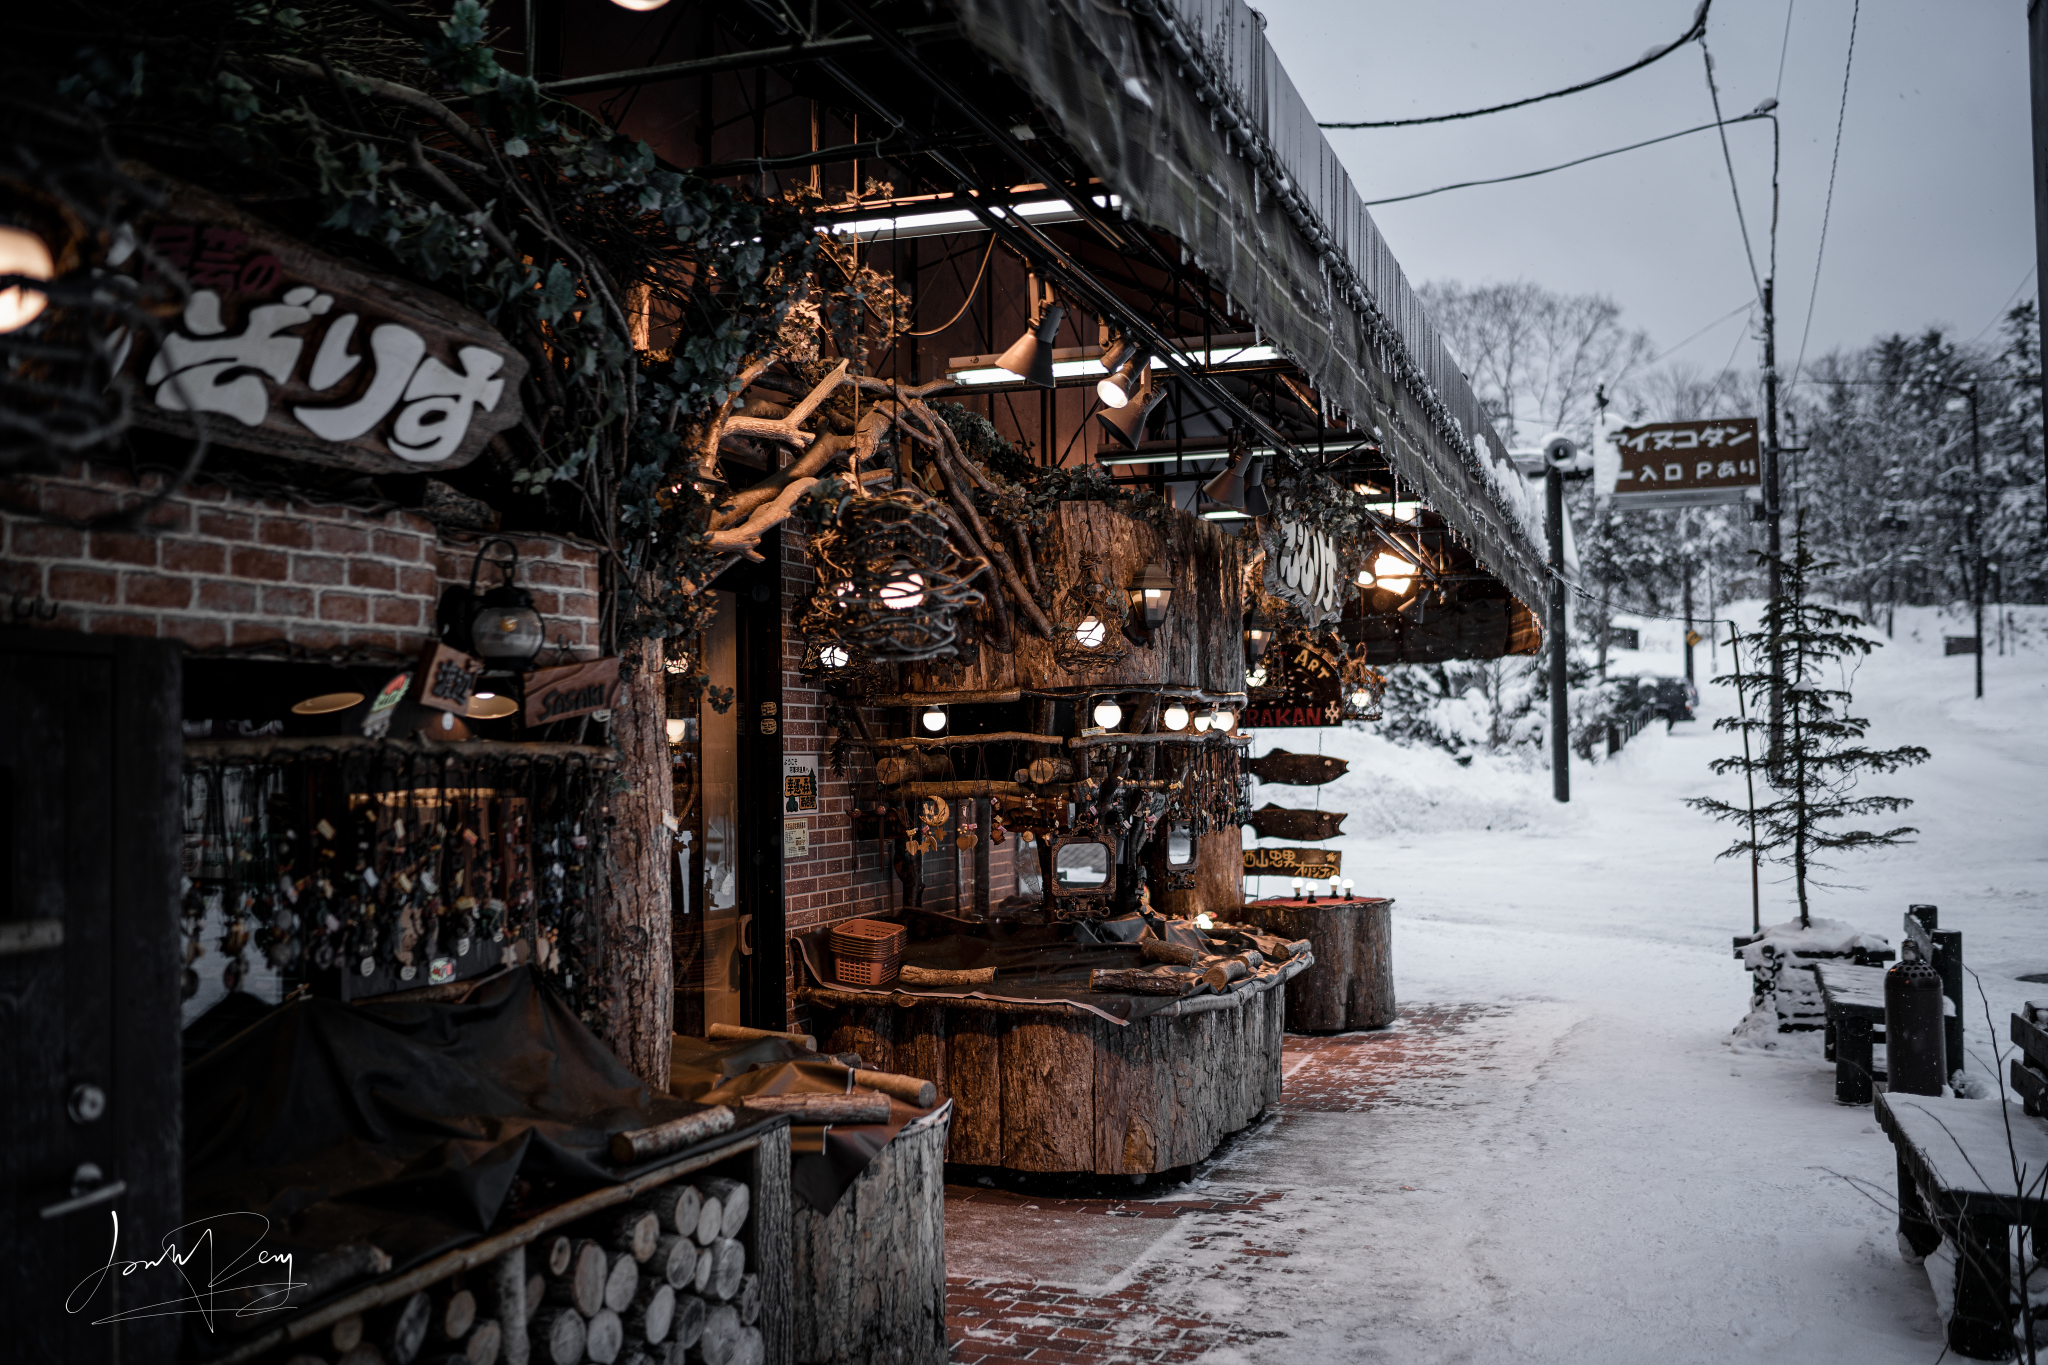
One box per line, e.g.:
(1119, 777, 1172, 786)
(797, 965, 1299, 1175)
(1237, 896, 1395, 1032)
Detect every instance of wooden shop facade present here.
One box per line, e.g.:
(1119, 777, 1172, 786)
(1, 0, 1545, 1362)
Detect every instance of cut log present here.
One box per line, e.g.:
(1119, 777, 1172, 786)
(670, 1292, 708, 1350)
(696, 1303, 742, 1365)
(734, 1273, 759, 1327)
(607, 1208, 660, 1263)
(729, 1325, 764, 1365)
(548, 1239, 606, 1317)
(542, 1235, 573, 1279)
(705, 1237, 746, 1302)
(739, 1093, 890, 1123)
(875, 751, 955, 786)
(653, 1232, 695, 1290)
(625, 1280, 675, 1344)
(435, 1289, 477, 1342)
(705, 1023, 816, 1050)
(1238, 896, 1394, 1031)
(523, 1276, 543, 1320)
(378, 1291, 432, 1365)
(609, 1107, 736, 1165)
(584, 1307, 625, 1365)
(693, 1245, 714, 1294)
(693, 1193, 723, 1247)
(339, 1347, 390, 1365)
(464, 1320, 501, 1365)
(636, 1183, 702, 1239)
(850, 1067, 938, 1107)
(603, 1252, 640, 1313)
(528, 1308, 584, 1365)
(1024, 757, 1073, 785)
(1088, 968, 1196, 995)
(697, 1177, 750, 1240)
(1139, 939, 1199, 966)
(486, 1248, 527, 1365)
(1201, 958, 1248, 990)
(895, 964, 996, 988)
(333, 1315, 367, 1352)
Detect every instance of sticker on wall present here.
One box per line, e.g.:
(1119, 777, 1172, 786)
(784, 820, 810, 859)
(783, 752, 820, 814)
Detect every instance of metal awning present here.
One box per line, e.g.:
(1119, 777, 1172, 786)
(948, 0, 1551, 614)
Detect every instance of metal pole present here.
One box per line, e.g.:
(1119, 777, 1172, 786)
(1547, 467, 1569, 803)
(1969, 386, 1984, 699)
(1762, 279, 1784, 760)
(1682, 544, 1696, 687)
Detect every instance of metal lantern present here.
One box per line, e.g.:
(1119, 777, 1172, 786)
(444, 539, 545, 668)
(1129, 561, 1173, 632)
(1340, 651, 1387, 721)
(800, 488, 985, 662)
(1244, 607, 1273, 664)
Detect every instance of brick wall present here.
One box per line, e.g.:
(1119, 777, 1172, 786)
(2, 462, 601, 656)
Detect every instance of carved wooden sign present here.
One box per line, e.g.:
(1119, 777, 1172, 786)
(1246, 804, 1347, 842)
(522, 657, 621, 727)
(411, 643, 485, 715)
(1243, 633, 1344, 728)
(1264, 520, 1343, 622)
(1243, 846, 1341, 876)
(1242, 748, 1350, 785)
(114, 169, 527, 474)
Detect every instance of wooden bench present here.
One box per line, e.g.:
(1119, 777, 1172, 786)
(2011, 1001, 2048, 1117)
(1813, 960, 1889, 1104)
(1877, 1029, 2048, 1358)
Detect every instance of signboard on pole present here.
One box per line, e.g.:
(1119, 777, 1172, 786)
(1608, 418, 1761, 509)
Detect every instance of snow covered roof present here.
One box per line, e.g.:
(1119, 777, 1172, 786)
(949, 0, 1551, 613)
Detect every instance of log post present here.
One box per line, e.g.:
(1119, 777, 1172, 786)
(602, 639, 674, 1090)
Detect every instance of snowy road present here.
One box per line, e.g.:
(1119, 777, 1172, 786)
(948, 606, 2047, 1363)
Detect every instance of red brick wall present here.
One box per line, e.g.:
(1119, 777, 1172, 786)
(2, 462, 601, 656)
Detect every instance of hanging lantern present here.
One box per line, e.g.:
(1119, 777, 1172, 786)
(438, 539, 545, 669)
(1128, 560, 1173, 632)
(798, 488, 986, 662)
(1051, 551, 1133, 672)
(1244, 608, 1273, 665)
(1340, 650, 1387, 720)
(819, 643, 850, 670)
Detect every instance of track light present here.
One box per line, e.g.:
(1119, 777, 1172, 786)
(1241, 458, 1270, 516)
(1095, 370, 1163, 451)
(1096, 346, 1152, 408)
(995, 306, 1066, 389)
(1201, 436, 1254, 510)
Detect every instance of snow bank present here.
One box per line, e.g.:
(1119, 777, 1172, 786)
(1735, 916, 1892, 970)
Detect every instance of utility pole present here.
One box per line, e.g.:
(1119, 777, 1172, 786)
(1761, 279, 1784, 758)
(1547, 466, 1570, 803)
(1966, 384, 1984, 699)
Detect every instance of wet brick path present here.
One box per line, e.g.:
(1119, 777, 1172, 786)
(945, 1002, 1504, 1362)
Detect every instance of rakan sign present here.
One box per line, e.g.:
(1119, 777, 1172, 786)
(1607, 417, 1761, 510)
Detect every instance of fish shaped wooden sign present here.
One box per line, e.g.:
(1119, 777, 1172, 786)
(1243, 748, 1349, 786)
(1246, 804, 1347, 842)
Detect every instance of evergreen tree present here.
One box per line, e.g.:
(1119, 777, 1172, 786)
(1688, 521, 1930, 927)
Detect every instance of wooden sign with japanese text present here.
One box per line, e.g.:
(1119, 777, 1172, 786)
(1243, 846, 1342, 877)
(522, 657, 621, 727)
(115, 169, 527, 474)
(411, 643, 484, 715)
(1610, 418, 1760, 509)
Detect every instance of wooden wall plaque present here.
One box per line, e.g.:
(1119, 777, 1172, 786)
(522, 656, 621, 727)
(114, 168, 528, 475)
(1243, 846, 1341, 877)
(410, 643, 485, 714)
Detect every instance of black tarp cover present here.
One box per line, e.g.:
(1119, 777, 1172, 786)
(184, 967, 757, 1277)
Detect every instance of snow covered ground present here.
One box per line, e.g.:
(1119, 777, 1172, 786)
(1011, 603, 2045, 1362)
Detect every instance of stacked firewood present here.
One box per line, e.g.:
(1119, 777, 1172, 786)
(1087, 927, 1313, 996)
(280, 1173, 760, 1365)
(526, 1176, 761, 1365)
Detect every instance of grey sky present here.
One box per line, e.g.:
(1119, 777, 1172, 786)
(1256, 1, 2035, 379)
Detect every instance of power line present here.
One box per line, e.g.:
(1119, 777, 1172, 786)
(1648, 299, 1757, 366)
(1319, 0, 1713, 129)
(1788, 0, 1861, 394)
(1969, 264, 2036, 345)
(1363, 111, 1770, 207)
(1700, 36, 1764, 306)
(1772, 0, 1797, 103)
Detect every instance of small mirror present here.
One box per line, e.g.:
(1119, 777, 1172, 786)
(1052, 839, 1115, 893)
(1164, 822, 1195, 869)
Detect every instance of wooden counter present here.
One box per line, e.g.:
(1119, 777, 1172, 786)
(1239, 896, 1395, 1032)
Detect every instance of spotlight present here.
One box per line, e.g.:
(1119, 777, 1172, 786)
(1162, 701, 1191, 731)
(996, 305, 1066, 389)
(921, 704, 948, 734)
(1096, 345, 1152, 408)
(1092, 697, 1124, 729)
(1201, 436, 1254, 510)
(1094, 370, 1163, 451)
(1371, 551, 1417, 596)
(1241, 458, 1270, 516)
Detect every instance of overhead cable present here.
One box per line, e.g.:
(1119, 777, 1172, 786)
(1700, 37, 1765, 306)
(1320, 0, 1712, 129)
(1787, 0, 1861, 394)
(1362, 109, 1769, 207)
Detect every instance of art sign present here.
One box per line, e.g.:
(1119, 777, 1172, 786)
(521, 657, 621, 727)
(114, 172, 527, 474)
(1608, 417, 1761, 509)
(1243, 846, 1341, 877)
(1241, 632, 1342, 727)
(1264, 520, 1344, 622)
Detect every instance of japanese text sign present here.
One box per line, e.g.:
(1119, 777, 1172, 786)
(116, 173, 527, 474)
(522, 657, 621, 727)
(1242, 633, 1343, 727)
(783, 753, 820, 813)
(1609, 417, 1761, 509)
(411, 643, 484, 715)
(1244, 846, 1341, 876)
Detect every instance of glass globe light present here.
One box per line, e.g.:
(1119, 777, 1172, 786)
(1211, 705, 1236, 731)
(1349, 687, 1373, 711)
(820, 643, 850, 669)
(1193, 912, 1214, 929)
(665, 718, 688, 743)
(1075, 615, 1107, 649)
(880, 571, 926, 611)
(0, 226, 54, 334)
(1092, 698, 1123, 729)
(921, 705, 947, 733)
(1246, 664, 1268, 688)
(1162, 702, 1190, 731)
(1192, 710, 1211, 733)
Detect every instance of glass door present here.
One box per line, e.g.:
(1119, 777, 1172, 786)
(674, 592, 744, 1034)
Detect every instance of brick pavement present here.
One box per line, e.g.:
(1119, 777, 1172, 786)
(945, 1002, 1505, 1362)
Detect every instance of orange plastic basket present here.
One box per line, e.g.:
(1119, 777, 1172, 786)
(829, 918, 906, 958)
(833, 953, 901, 987)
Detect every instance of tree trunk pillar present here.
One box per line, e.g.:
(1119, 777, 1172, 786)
(603, 640, 674, 1090)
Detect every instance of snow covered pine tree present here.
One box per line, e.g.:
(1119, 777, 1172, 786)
(1688, 519, 1930, 928)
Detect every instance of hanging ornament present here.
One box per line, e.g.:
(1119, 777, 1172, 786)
(800, 489, 987, 661)
(1051, 551, 1133, 672)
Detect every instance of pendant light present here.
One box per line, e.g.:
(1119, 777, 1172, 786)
(1200, 435, 1254, 510)
(1095, 370, 1163, 451)
(920, 704, 948, 734)
(1091, 697, 1124, 729)
(1096, 344, 1152, 408)
(1241, 458, 1271, 516)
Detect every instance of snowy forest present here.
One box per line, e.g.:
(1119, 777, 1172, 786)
(1371, 280, 2047, 758)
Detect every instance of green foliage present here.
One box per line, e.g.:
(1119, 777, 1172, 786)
(1687, 523, 1930, 926)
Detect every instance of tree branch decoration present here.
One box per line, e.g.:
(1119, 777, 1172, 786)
(1051, 550, 1133, 672)
(799, 484, 987, 662)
